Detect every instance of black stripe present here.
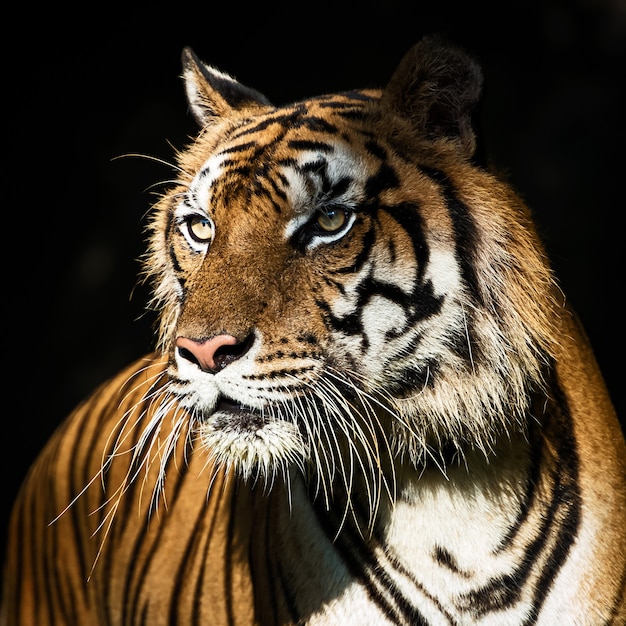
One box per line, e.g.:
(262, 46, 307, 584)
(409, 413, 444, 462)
(326, 221, 375, 275)
(169, 246, 184, 282)
(527, 377, 581, 621)
(310, 498, 440, 625)
(218, 160, 254, 177)
(434, 546, 471, 578)
(126, 436, 194, 623)
(168, 492, 210, 625)
(299, 115, 341, 134)
(287, 139, 335, 152)
(387, 359, 439, 397)
(192, 474, 229, 624)
(314, 227, 376, 337)
(267, 173, 288, 213)
(419, 166, 483, 307)
(22, 487, 40, 618)
(139, 600, 149, 626)
(45, 440, 79, 624)
(7, 498, 25, 623)
(107, 404, 165, 619)
(229, 108, 304, 139)
(447, 320, 481, 365)
(365, 163, 399, 198)
(166, 201, 185, 277)
(220, 140, 258, 154)
(497, 414, 544, 550)
(337, 108, 369, 122)
(69, 387, 116, 591)
(379, 201, 428, 283)
(364, 139, 387, 161)
(298, 157, 328, 177)
(40, 478, 61, 621)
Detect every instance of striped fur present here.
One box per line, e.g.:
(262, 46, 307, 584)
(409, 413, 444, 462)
(3, 35, 625, 625)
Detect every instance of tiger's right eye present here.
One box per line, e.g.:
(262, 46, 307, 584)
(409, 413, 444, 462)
(316, 207, 347, 232)
(187, 215, 214, 243)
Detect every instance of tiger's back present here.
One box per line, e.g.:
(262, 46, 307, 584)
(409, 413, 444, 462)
(3, 35, 625, 625)
(3, 356, 254, 624)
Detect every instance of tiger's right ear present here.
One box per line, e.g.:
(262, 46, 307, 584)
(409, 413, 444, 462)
(181, 47, 273, 127)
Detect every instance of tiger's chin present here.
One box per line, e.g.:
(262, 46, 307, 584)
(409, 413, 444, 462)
(196, 398, 308, 483)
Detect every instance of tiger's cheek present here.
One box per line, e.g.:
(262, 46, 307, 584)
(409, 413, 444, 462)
(313, 219, 422, 372)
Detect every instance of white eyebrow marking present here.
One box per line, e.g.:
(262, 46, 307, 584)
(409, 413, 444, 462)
(188, 153, 228, 211)
(281, 145, 366, 240)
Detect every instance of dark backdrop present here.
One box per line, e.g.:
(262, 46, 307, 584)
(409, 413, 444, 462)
(3, 2, 624, 572)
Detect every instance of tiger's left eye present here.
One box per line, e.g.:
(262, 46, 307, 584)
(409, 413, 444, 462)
(187, 215, 214, 243)
(316, 207, 347, 232)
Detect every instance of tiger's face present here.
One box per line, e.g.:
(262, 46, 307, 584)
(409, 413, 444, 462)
(146, 40, 558, 491)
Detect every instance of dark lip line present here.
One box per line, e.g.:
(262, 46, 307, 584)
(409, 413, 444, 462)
(212, 397, 291, 426)
(215, 396, 253, 415)
(212, 396, 277, 430)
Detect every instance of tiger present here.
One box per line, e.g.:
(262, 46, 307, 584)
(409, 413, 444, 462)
(2, 34, 625, 625)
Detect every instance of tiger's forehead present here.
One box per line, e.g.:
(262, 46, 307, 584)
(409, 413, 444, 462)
(188, 96, 378, 217)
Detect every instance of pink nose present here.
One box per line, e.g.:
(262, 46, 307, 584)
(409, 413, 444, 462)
(175, 334, 246, 373)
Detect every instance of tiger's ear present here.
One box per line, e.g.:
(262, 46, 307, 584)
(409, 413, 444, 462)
(181, 47, 273, 127)
(381, 35, 483, 157)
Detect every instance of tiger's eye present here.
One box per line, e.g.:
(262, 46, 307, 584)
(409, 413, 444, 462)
(316, 207, 346, 232)
(188, 215, 214, 242)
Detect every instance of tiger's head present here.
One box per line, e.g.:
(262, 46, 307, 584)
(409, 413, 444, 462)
(144, 36, 559, 498)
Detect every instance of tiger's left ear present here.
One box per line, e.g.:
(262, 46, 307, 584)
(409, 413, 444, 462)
(181, 47, 273, 127)
(381, 35, 483, 158)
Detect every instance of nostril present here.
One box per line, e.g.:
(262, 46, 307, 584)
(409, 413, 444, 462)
(175, 333, 254, 373)
(177, 346, 201, 368)
(213, 335, 253, 370)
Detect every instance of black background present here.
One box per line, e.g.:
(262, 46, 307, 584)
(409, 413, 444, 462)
(3, 2, 624, 573)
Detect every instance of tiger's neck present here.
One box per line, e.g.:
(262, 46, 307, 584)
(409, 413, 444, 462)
(246, 427, 573, 625)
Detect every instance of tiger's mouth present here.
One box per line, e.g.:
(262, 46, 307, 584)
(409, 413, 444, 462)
(210, 396, 270, 432)
(197, 395, 307, 480)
